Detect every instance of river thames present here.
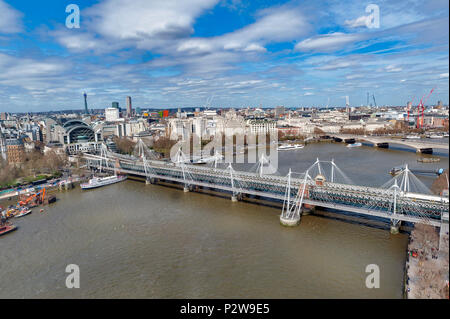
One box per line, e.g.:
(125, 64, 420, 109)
(0, 142, 448, 298)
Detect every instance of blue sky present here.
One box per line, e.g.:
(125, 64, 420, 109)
(0, 0, 448, 112)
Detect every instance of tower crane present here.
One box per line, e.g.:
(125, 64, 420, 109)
(418, 88, 434, 128)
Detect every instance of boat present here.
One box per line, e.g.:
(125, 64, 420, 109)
(0, 223, 17, 236)
(80, 175, 127, 190)
(406, 135, 421, 139)
(346, 142, 362, 148)
(417, 157, 440, 163)
(429, 135, 443, 139)
(390, 167, 403, 176)
(15, 208, 32, 218)
(277, 144, 304, 151)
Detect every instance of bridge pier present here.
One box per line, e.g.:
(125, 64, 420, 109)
(231, 193, 243, 202)
(390, 220, 401, 235)
(280, 214, 301, 227)
(302, 204, 315, 215)
(418, 148, 433, 154)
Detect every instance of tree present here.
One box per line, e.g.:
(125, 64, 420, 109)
(113, 137, 136, 155)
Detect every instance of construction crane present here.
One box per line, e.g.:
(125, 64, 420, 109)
(416, 88, 434, 128)
(372, 94, 377, 107)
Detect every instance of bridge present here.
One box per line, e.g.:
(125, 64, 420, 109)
(332, 134, 449, 154)
(82, 145, 448, 234)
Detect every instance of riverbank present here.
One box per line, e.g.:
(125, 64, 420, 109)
(404, 169, 449, 299)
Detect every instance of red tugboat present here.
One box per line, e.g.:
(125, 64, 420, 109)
(0, 222, 17, 236)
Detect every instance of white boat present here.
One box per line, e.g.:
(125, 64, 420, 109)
(277, 144, 305, 151)
(429, 135, 443, 139)
(80, 175, 127, 190)
(346, 142, 362, 148)
(406, 135, 421, 139)
(15, 208, 32, 218)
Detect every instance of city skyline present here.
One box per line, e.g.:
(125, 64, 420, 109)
(0, 0, 449, 112)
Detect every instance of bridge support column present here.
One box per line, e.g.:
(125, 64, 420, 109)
(390, 220, 401, 235)
(280, 214, 301, 227)
(418, 148, 433, 154)
(302, 204, 315, 215)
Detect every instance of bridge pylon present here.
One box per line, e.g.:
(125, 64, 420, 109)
(280, 169, 310, 226)
(389, 180, 402, 234)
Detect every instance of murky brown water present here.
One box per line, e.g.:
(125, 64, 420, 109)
(0, 143, 447, 298)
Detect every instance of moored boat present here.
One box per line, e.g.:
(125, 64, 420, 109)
(15, 208, 32, 218)
(80, 175, 127, 190)
(346, 142, 362, 148)
(0, 223, 17, 236)
(277, 144, 304, 151)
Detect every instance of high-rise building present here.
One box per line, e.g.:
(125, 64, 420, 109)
(112, 102, 120, 109)
(6, 138, 25, 165)
(126, 96, 133, 117)
(105, 107, 120, 122)
(84, 92, 89, 114)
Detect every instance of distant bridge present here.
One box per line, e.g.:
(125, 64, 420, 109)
(82, 146, 448, 233)
(332, 134, 449, 154)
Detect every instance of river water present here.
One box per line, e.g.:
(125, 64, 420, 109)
(0, 142, 448, 298)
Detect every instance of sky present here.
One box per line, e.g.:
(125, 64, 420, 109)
(0, 0, 448, 112)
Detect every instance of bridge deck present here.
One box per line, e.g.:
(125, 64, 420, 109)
(83, 153, 448, 228)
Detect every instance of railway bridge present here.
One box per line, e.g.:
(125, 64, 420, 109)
(82, 147, 448, 234)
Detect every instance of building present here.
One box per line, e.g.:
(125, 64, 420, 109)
(105, 107, 120, 122)
(45, 119, 102, 155)
(275, 106, 285, 117)
(6, 138, 25, 165)
(84, 92, 89, 114)
(0, 133, 7, 161)
(247, 119, 277, 134)
(126, 96, 133, 117)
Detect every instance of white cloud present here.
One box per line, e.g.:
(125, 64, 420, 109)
(385, 64, 402, 72)
(439, 73, 449, 78)
(88, 0, 218, 40)
(344, 15, 368, 28)
(0, 0, 23, 33)
(177, 5, 309, 54)
(294, 32, 365, 52)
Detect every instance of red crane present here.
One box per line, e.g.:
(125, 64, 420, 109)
(418, 88, 434, 128)
(416, 94, 426, 129)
